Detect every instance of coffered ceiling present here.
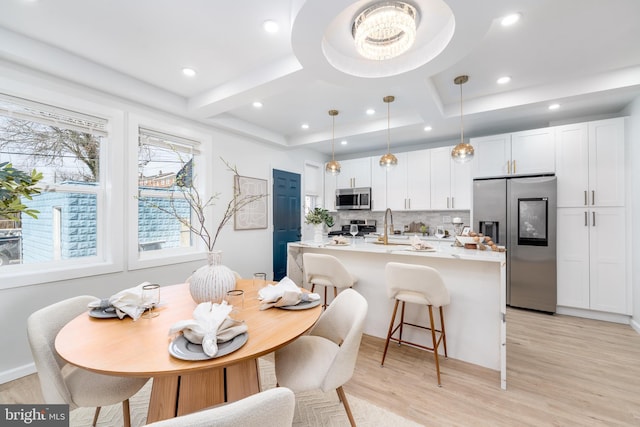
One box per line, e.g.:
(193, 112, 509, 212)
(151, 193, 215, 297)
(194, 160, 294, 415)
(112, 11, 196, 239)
(1, 0, 639, 156)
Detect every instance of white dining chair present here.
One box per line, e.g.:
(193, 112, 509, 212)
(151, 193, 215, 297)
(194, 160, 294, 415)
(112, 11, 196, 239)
(274, 288, 368, 426)
(145, 387, 295, 427)
(27, 295, 149, 427)
(303, 252, 357, 309)
(381, 262, 450, 386)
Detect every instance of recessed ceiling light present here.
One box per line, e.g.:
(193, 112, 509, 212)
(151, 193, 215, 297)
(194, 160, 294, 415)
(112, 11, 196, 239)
(501, 13, 521, 26)
(301, 123, 309, 130)
(341, 140, 348, 145)
(366, 109, 375, 115)
(548, 103, 560, 110)
(263, 20, 279, 33)
(252, 101, 263, 108)
(423, 126, 432, 132)
(497, 76, 511, 85)
(182, 68, 197, 77)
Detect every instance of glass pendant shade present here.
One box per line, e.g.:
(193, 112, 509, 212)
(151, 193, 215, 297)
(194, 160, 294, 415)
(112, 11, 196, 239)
(326, 109, 341, 175)
(451, 143, 475, 163)
(379, 152, 398, 170)
(451, 75, 474, 163)
(326, 159, 341, 175)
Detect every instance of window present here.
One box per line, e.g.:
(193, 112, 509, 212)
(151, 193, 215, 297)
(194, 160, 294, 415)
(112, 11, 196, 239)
(0, 93, 106, 269)
(136, 127, 201, 256)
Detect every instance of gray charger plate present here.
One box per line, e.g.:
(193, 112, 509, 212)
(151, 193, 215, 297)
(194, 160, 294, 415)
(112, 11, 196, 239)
(88, 307, 119, 319)
(169, 332, 248, 361)
(277, 299, 322, 310)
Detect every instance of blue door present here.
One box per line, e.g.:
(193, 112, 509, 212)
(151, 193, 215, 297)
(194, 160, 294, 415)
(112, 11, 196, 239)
(272, 169, 301, 281)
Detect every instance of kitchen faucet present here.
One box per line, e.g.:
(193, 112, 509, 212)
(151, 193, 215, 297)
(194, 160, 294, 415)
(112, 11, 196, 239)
(382, 208, 394, 245)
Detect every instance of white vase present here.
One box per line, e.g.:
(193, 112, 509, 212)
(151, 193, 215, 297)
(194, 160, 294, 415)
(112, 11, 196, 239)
(313, 224, 324, 243)
(188, 250, 236, 303)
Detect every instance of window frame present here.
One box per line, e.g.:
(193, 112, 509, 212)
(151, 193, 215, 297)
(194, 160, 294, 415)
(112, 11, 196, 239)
(0, 90, 124, 290)
(127, 114, 211, 271)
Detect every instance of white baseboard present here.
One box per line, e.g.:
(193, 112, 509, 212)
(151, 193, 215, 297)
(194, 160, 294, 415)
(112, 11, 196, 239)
(0, 362, 36, 385)
(631, 317, 640, 335)
(556, 306, 631, 325)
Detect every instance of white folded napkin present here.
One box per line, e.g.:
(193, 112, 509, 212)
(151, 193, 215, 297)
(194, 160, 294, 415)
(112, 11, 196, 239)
(410, 235, 434, 250)
(331, 235, 348, 245)
(168, 301, 248, 357)
(258, 276, 320, 310)
(87, 282, 150, 321)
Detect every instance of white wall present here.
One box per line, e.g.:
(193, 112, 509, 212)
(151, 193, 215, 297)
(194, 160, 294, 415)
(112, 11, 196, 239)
(0, 61, 326, 383)
(624, 95, 640, 333)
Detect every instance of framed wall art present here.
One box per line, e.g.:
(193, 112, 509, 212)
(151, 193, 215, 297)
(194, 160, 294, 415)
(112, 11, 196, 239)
(234, 175, 268, 230)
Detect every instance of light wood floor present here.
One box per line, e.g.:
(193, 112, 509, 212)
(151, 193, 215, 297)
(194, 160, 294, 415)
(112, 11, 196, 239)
(348, 308, 640, 426)
(3, 308, 640, 426)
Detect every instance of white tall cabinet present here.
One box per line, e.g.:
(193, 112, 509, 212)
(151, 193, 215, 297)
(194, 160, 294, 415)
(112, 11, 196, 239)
(555, 118, 628, 315)
(471, 127, 556, 178)
(430, 146, 471, 210)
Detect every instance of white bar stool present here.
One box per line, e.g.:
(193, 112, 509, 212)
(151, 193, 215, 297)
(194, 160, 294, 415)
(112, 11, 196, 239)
(381, 262, 450, 386)
(302, 253, 357, 309)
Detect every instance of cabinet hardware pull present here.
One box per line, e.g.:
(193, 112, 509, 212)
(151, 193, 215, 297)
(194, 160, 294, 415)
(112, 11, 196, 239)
(408, 199, 411, 209)
(451, 197, 455, 209)
(584, 211, 588, 226)
(592, 211, 596, 227)
(584, 190, 587, 206)
(507, 160, 511, 174)
(591, 190, 595, 205)
(513, 160, 516, 174)
(447, 197, 450, 209)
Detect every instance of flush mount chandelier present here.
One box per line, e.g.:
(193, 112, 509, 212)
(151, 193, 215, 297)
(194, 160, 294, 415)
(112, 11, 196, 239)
(352, 1, 419, 61)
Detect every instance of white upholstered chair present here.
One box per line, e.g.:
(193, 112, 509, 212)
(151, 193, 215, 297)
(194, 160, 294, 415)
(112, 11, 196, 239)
(381, 262, 450, 386)
(27, 295, 149, 427)
(275, 288, 368, 426)
(145, 387, 295, 427)
(303, 252, 357, 309)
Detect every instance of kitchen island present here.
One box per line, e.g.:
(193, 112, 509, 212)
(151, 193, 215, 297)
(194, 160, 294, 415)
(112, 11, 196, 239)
(287, 238, 507, 389)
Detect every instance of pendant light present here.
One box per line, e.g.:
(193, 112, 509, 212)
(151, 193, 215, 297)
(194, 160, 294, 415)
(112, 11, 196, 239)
(379, 95, 398, 170)
(451, 75, 474, 163)
(325, 109, 341, 175)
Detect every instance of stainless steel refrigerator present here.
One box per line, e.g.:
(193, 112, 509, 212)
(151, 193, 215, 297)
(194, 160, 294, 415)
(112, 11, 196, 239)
(473, 175, 557, 313)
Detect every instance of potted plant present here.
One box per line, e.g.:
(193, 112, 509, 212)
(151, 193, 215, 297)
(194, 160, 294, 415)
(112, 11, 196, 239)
(305, 207, 334, 243)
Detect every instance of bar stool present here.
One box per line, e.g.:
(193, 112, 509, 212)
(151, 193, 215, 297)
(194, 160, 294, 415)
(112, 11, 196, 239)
(302, 253, 357, 309)
(381, 262, 450, 386)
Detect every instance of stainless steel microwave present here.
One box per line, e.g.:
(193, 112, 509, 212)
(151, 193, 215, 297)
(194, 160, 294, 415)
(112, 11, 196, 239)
(335, 187, 371, 210)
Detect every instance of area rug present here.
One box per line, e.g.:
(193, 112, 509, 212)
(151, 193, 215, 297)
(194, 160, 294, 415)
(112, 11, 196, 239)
(69, 357, 423, 427)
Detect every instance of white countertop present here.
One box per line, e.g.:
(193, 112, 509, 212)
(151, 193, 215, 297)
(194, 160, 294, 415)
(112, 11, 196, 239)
(290, 238, 505, 263)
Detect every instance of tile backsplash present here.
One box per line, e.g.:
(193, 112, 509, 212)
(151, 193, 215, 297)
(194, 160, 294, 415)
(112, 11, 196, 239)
(330, 210, 470, 236)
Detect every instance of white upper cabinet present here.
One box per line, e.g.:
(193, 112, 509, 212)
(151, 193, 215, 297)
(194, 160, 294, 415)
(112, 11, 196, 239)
(370, 151, 430, 211)
(555, 118, 625, 208)
(430, 146, 471, 210)
(336, 157, 371, 189)
(472, 128, 555, 178)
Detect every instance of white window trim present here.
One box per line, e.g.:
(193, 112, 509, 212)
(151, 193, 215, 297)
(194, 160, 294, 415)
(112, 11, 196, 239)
(127, 114, 212, 271)
(0, 89, 124, 290)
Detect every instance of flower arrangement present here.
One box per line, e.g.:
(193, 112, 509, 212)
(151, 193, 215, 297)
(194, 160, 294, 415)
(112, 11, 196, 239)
(305, 207, 334, 228)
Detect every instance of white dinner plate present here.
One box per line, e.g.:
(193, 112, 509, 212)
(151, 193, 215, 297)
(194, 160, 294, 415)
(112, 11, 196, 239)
(407, 247, 436, 252)
(88, 307, 119, 319)
(277, 299, 322, 310)
(168, 332, 248, 361)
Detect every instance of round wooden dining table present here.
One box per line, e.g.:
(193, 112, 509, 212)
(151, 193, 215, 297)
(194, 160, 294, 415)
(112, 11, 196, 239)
(55, 279, 322, 423)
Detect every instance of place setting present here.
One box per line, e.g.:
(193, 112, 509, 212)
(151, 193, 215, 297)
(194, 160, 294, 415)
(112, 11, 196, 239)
(167, 290, 249, 361)
(257, 276, 321, 310)
(86, 282, 163, 320)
